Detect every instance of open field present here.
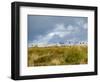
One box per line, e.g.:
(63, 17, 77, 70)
(28, 45, 88, 67)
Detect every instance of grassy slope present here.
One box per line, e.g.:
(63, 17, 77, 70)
(28, 45, 88, 67)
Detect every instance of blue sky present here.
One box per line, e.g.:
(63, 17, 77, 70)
(28, 15, 88, 45)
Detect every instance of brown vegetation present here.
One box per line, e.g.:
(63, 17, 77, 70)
(28, 45, 88, 67)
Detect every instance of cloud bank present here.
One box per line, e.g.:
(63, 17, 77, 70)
(28, 15, 88, 46)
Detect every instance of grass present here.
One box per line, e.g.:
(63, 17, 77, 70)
(28, 45, 88, 67)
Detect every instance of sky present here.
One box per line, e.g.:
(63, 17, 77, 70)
(28, 15, 88, 45)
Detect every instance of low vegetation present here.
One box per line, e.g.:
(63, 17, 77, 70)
(28, 45, 88, 67)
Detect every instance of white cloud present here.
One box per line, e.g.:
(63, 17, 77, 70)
(52, 24, 73, 38)
(77, 20, 84, 26)
(67, 25, 74, 31)
(77, 20, 88, 29)
(83, 23, 87, 29)
(31, 23, 79, 44)
(54, 24, 66, 31)
(36, 34, 53, 44)
(48, 32, 69, 38)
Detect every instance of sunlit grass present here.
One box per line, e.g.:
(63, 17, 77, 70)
(28, 45, 88, 67)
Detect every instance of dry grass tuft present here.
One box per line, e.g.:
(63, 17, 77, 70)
(28, 45, 88, 67)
